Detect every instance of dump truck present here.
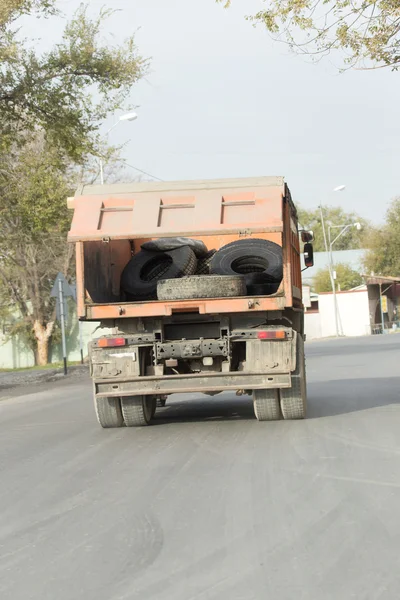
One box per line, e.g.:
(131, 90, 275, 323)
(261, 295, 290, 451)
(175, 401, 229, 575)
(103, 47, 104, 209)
(67, 176, 314, 427)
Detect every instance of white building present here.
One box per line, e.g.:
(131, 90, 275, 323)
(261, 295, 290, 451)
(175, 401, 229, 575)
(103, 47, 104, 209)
(304, 288, 371, 340)
(302, 248, 371, 339)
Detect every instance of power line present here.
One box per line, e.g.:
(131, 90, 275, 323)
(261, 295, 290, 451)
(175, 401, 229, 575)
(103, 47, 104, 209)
(120, 159, 163, 182)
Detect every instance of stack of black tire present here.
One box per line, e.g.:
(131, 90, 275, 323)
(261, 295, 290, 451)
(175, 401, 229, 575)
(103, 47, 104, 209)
(121, 237, 283, 301)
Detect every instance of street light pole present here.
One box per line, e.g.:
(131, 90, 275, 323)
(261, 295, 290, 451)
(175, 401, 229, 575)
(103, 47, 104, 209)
(320, 186, 346, 327)
(328, 221, 362, 337)
(99, 112, 138, 185)
(328, 226, 340, 337)
(319, 205, 329, 254)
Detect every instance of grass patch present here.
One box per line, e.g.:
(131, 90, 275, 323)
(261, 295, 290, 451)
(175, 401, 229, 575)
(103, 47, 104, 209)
(0, 361, 83, 373)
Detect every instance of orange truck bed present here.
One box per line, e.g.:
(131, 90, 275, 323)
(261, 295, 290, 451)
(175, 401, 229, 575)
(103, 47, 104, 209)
(68, 176, 302, 320)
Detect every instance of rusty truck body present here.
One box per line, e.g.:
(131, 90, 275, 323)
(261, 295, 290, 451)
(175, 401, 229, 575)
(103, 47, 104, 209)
(68, 176, 312, 427)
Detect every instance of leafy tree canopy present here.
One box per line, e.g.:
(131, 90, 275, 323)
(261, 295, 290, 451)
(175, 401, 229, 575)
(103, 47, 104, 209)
(313, 263, 363, 293)
(298, 205, 369, 252)
(363, 197, 400, 277)
(217, 0, 400, 70)
(0, 1, 148, 364)
(0, 131, 74, 364)
(1, 1, 147, 160)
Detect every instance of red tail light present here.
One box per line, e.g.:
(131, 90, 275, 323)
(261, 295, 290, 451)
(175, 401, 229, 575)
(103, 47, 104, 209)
(257, 330, 287, 340)
(97, 337, 126, 348)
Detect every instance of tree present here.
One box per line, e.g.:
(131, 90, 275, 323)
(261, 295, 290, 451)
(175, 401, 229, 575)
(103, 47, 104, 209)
(298, 206, 368, 252)
(0, 134, 138, 365)
(0, 132, 75, 365)
(217, 0, 400, 70)
(363, 197, 400, 276)
(1, 2, 147, 160)
(0, 2, 148, 365)
(313, 263, 363, 293)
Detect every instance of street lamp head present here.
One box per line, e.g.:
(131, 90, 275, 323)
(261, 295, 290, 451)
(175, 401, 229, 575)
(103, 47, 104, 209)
(333, 185, 346, 192)
(119, 112, 138, 122)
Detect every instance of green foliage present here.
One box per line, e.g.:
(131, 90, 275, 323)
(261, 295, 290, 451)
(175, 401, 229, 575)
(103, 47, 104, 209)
(1, 2, 147, 160)
(0, 131, 74, 358)
(217, 0, 400, 70)
(0, 0, 57, 27)
(313, 263, 363, 293)
(1, 135, 72, 240)
(363, 198, 400, 276)
(298, 206, 369, 252)
(0, 1, 147, 363)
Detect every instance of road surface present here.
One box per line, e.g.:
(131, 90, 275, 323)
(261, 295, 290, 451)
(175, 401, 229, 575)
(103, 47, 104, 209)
(1, 335, 400, 600)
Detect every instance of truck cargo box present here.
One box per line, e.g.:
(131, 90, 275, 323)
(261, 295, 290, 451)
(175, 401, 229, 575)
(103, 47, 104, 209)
(68, 176, 302, 321)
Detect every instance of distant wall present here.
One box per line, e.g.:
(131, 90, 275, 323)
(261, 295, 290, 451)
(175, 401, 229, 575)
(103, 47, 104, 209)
(304, 312, 322, 340)
(317, 290, 371, 338)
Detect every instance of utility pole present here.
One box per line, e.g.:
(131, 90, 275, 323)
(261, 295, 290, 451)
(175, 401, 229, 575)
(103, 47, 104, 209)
(79, 320, 84, 364)
(58, 278, 68, 375)
(319, 205, 329, 254)
(51, 273, 73, 375)
(328, 222, 362, 337)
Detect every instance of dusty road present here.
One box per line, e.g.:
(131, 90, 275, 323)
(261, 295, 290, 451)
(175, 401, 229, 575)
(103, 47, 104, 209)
(1, 335, 400, 600)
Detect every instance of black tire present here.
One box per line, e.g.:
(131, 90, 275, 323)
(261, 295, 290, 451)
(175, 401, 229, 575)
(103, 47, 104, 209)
(157, 275, 246, 301)
(195, 250, 216, 275)
(247, 282, 281, 296)
(253, 389, 281, 421)
(210, 239, 283, 284)
(141, 237, 208, 258)
(94, 396, 124, 428)
(280, 335, 307, 419)
(121, 395, 156, 427)
(121, 247, 197, 300)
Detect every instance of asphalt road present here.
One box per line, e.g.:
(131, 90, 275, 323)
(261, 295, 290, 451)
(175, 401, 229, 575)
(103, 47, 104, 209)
(1, 335, 400, 600)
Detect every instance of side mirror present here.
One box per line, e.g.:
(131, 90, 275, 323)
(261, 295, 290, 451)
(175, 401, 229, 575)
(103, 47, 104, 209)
(301, 230, 314, 243)
(304, 242, 314, 268)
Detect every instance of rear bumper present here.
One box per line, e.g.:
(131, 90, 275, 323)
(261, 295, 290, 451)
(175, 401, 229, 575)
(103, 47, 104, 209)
(94, 371, 291, 397)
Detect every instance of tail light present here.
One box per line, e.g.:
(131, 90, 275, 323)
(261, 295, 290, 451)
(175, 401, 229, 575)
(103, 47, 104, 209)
(257, 330, 287, 340)
(97, 337, 126, 348)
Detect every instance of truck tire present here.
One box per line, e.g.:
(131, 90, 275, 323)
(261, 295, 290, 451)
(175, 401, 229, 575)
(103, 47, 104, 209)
(210, 239, 283, 284)
(157, 275, 246, 300)
(121, 247, 197, 300)
(247, 281, 281, 296)
(121, 395, 156, 427)
(141, 237, 208, 258)
(280, 335, 307, 419)
(94, 396, 124, 428)
(195, 250, 216, 275)
(253, 389, 281, 421)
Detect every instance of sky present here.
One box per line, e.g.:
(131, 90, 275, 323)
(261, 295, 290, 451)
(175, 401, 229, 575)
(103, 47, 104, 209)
(25, 0, 400, 222)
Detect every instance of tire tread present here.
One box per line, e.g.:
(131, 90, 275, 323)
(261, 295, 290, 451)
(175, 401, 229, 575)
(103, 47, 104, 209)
(121, 395, 155, 427)
(280, 335, 307, 419)
(94, 396, 124, 428)
(253, 389, 281, 421)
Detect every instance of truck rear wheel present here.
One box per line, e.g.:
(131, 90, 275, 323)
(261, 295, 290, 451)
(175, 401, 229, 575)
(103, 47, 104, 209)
(94, 396, 124, 428)
(121, 395, 156, 427)
(280, 335, 307, 419)
(253, 389, 281, 421)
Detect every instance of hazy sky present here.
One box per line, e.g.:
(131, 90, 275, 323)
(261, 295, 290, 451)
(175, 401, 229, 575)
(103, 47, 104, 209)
(29, 0, 400, 221)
